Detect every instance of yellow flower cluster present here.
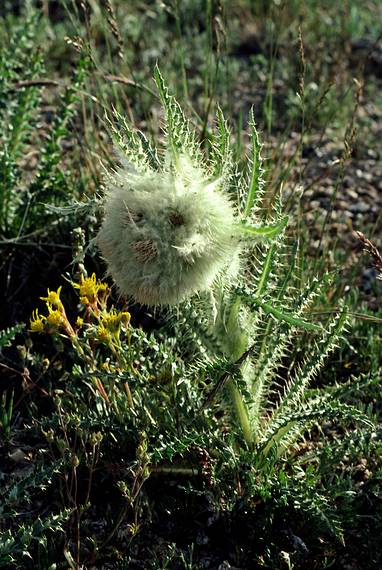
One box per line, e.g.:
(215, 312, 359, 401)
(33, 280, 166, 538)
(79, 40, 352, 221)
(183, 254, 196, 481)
(76, 316, 84, 327)
(29, 286, 74, 336)
(29, 274, 131, 352)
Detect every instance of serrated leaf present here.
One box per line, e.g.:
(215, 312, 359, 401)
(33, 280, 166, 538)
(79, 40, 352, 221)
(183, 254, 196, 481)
(239, 292, 321, 331)
(154, 65, 202, 167)
(243, 107, 265, 218)
(106, 108, 159, 173)
(240, 216, 288, 239)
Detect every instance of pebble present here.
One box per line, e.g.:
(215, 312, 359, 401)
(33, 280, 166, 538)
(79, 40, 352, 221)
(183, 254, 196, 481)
(349, 202, 370, 213)
(358, 187, 378, 198)
(345, 188, 359, 201)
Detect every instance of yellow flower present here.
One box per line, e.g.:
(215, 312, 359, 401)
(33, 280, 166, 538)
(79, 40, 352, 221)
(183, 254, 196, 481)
(72, 273, 107, 305)
(78, 274, 98, 298)
(44, 306, 75, 337)
(98, 282, 109, 295)
(101, 310, 131, 335)
(29, 310, 45, 333)
(46, 309, 65, 329)
(101, 310, 119, 333)
(76, 316, 84, 327)
(96, 324, 112, 344)
(40, 286, 64, 311)
(120, 311, 131, 326)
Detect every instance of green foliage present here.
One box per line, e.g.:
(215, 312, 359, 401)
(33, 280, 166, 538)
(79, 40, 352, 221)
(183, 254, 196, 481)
(0, 510, 71, 567)
(0, 323, 24, 349)
(0, 9, 90, 242)
(0, 389, 14, 443)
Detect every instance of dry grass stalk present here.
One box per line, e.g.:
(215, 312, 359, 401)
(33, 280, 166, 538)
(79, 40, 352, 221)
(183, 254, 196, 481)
(354, 230, 382, 280)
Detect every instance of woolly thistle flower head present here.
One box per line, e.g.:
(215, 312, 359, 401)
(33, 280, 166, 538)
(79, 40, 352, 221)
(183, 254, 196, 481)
(97, 67, 285, 306)
(98, 155, 241, 306)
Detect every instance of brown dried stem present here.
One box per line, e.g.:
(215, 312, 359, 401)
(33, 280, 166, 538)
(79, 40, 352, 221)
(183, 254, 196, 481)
(354, 230, 382, 280)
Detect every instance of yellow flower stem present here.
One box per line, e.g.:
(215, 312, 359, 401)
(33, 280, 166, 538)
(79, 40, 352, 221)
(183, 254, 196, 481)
(70, 335, 97, 370)
(124, 381, 134, 409)
(93, 377, 110, 404)
(102, 339, 134, 410)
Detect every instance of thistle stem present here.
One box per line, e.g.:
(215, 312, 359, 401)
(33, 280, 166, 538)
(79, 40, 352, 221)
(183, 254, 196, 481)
(227, 379, 254, 448)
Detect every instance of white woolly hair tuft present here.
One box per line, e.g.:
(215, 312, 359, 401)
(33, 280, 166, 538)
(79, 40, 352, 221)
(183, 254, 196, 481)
(97, 155, 241, 306)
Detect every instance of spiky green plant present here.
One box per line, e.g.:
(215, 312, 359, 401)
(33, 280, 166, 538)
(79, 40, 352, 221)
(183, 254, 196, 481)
(101, 70, 372, 464)
(0, 9, 90, 242)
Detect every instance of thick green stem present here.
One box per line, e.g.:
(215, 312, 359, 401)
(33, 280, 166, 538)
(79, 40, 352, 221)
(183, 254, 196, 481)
(227, 378, 254, 448)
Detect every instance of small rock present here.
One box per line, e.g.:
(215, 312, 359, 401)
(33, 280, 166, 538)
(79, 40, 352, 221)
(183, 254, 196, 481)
(349, 202, 370, 214)
(364, 172, 373, 183)
(367, 149, 379, 159)
(345, 188, 359, 201)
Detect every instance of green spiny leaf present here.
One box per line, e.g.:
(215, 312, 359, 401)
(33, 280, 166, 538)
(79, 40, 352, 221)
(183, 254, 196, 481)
(243, 107, 265, 218)
(239, 291, 321, 331)
(154, 65, 203, 167)
(107, 108, 159, 172)
(240, 216, 288, 239)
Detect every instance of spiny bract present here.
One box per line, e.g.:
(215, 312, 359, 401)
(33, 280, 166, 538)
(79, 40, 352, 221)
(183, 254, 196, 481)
(98, 155, 241, 306)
